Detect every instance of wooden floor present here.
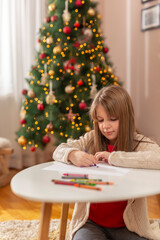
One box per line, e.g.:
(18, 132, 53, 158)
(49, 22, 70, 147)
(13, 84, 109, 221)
(0, 177, 159, 222)
(0, 184, 74, 221)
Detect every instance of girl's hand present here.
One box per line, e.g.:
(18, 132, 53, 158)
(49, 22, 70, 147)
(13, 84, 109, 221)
(68, 150, 97, 167)
(95, 151, 110, 163)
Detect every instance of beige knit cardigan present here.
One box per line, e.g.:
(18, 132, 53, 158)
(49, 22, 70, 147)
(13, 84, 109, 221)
(53, 131, 160, 240)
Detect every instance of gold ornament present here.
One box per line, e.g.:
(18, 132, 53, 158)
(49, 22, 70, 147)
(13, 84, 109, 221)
(28, 89, 35, 98)
(97, 13, 102, 20)
(98, 28, 102, 34)
(65, 84, 73, 94)
(53, 45, 62, 54)
(107, 66, 113, 74)
(85, 125, 91, 132)
(48, 3, 56, 12)
(87, 8, 95, 16)
(48, 70, 55, 76)
(46, 36, 54, 44)
(18, 136, 27, 146)
(114, 76, 119, 82)
(46, 93, 56, 105)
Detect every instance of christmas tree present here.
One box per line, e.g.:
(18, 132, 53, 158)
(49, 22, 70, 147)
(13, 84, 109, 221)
(16, 0, 120, 152)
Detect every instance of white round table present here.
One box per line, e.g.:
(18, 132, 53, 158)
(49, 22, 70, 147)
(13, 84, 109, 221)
(11, 162, 160, 240)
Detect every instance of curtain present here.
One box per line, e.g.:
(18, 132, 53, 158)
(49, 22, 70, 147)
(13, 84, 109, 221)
(0, 0, 54, 168)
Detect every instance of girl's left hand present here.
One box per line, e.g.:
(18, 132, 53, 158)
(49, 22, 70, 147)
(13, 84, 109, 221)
(95, 151, 110, 163)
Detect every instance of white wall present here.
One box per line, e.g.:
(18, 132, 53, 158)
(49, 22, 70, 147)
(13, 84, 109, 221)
(99, 0, 160, 142)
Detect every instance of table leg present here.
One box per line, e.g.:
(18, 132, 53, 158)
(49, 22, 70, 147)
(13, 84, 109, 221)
(38, 202, 52, 240)
(59, 203, 69, 240)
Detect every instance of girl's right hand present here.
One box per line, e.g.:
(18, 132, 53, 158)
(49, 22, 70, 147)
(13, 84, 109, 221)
(68, 150, 97, 167)
(95, 151, 110, 163)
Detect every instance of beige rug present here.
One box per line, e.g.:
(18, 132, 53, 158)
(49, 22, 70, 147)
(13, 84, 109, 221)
(0, 219, 69, 240)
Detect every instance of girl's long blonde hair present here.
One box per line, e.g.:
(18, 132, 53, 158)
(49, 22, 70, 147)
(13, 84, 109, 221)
(88, 85, 136, 153)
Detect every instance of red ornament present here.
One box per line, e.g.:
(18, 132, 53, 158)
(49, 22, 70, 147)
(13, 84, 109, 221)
(77, 80, 83, 86)
(37, 39, 41, 43)
(37, 103, 45, 111)
(73, 41, 80, 48)
(32, 65, 36, 70)
(79, 102, 87, 110)
(63, 26, 71, 34)
(96, 67, 101, 72)
(43, 135, 50, 144)
(74, 22, 80, 28)
(45, 17, 50, 23)
(22, 89, 27, 95)
(50, 15, 58, 22)
(75, 0, 82, 7)
(20, 119, 26, 124)
(103, 47, 109, 53)
(30, 146, 36, 152)
(90, 44, 95, 49)
(39, 53, 46, 60)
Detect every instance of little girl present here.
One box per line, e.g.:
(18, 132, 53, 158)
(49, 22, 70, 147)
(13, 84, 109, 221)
(53, 85, 160, 240)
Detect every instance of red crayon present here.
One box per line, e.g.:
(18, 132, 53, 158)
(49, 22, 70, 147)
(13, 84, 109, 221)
(63, 173, 88, 178)
(52, 180, 75, 186)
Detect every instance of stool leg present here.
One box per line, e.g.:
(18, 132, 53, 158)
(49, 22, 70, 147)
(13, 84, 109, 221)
(59, 203, 69, 240)
(0, 155, 9, 174)
(38, 202, 52, 240)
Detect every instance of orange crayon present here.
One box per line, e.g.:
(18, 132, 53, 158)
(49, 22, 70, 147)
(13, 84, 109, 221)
(87, 181, 114, 185)
(74, 183, 102, 191)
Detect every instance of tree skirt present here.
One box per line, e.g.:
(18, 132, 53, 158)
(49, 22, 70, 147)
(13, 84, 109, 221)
(0, 219, 69, 240)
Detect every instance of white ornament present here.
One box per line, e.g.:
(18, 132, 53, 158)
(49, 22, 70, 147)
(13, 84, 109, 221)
(41, 64, 48, 85)
(20, 106, 26, 119)
(83, 28, 93, 41)
(90, 74, 97, 99)
(62, 10, 71, 23)
(46, 36, 54, 44)
(65, 84, 73, 94)
(28, 89, 35, 98)
(62, 0, 71, 23)
(41, 72, 48, 85)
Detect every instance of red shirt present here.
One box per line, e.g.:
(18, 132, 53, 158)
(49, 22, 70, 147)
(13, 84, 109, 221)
(88, 145, 127, 228)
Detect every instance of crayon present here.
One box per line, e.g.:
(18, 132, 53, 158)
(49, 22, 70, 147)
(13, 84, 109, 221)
(62, 176, 88, 179)
(70, 178, 102, 182)
(74, 183, 102, 191)
(62, 173, 88, 178)
(70, 180, 113, 185)
(52, 180, 98, 189)
(84, 149, 98, 167)
(52, 180, 76, 186)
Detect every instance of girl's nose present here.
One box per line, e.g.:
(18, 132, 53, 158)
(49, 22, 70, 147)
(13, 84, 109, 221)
(103, 121, 110, 129)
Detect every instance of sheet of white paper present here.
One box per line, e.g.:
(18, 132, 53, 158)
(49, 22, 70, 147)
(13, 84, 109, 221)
(43, 161, 131, 176)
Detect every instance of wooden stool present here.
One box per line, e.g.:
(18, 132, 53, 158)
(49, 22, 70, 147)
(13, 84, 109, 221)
(0, 138, 14, 187)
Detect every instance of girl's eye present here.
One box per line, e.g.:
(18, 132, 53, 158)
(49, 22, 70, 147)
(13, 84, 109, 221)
(111, 118, 117, 121)
(98, 119, 103, 122)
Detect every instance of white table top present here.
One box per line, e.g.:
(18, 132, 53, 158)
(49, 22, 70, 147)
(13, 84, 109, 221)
(11, 162, 160, 203)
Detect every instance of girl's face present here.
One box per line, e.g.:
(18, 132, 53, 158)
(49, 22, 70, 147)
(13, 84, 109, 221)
(96, 104, 119, 145)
